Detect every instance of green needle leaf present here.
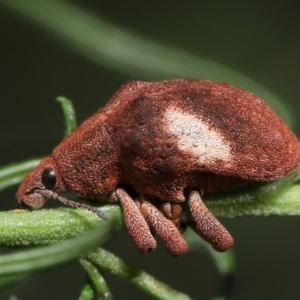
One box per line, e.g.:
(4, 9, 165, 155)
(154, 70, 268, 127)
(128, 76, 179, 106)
(0, 223, 113, 277)
(0, 158, 42, 192)
(0, 0, 294, 125)
(56, 96, 77, 136)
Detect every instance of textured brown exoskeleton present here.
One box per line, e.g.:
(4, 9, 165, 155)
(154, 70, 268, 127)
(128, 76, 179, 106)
(16, 80, 300, 256)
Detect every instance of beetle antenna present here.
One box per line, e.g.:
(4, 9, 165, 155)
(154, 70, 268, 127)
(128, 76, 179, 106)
(56, 194, 110, 220)
(36, 189, 110, 220)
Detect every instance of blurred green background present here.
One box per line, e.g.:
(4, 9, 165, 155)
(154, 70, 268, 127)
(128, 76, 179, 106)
(1, 1, 300, 299)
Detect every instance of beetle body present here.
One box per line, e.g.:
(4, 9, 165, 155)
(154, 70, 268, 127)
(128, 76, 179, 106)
(17, 80, 300, 255)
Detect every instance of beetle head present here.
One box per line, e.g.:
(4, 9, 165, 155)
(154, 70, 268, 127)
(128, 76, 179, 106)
(16, 157, 66, 209)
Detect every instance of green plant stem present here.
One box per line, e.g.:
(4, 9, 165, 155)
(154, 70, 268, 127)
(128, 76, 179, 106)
(87, 248, 191, 300)
(79, 284, 94, 300)
(0, 205, 122, 246)
(1, 181, 300, 248)
(1, 164, 299, 247)
(205, 166, 300, 217)
(80, 259, 113, 300)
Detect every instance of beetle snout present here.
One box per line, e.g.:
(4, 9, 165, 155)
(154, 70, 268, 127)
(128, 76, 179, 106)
(16, 190, 46, 209)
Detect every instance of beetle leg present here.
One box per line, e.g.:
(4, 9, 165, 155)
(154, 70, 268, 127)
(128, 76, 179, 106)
(115, 188, 157, 254)
(139, 196, 188, 256)
(187, 189, 234, 252)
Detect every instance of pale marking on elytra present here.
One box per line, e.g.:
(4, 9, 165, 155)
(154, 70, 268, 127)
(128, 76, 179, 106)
(163, 108, 233, 164)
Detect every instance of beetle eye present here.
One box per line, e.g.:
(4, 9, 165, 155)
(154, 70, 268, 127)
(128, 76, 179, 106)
(41, 168, 57, 190)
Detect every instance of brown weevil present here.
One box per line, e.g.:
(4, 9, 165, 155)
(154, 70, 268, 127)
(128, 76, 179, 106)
(16, 80, 300, 256)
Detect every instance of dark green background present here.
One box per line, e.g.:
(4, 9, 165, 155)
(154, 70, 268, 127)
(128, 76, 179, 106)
(1, 1, 300, 299)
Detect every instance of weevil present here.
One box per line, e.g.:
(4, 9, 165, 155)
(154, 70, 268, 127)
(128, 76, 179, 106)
(16, 80, 300, 256)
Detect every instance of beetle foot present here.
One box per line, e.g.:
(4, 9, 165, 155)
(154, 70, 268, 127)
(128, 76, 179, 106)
(160, 202, 186, 234)
(187, 189, 234, 252)
(115, 188, 157, 254)
(139, 196, 188, 256)
(160, 202, 182, 220)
